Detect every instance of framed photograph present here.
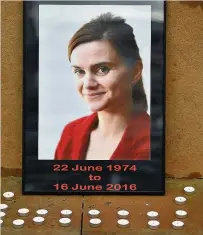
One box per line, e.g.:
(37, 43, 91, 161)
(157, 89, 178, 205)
(23, 1, 166, 195)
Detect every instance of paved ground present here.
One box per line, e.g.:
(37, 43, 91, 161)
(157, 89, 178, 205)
(1, 177, 203, 235)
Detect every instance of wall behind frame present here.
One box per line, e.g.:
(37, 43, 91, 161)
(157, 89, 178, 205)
(1, 1, 203, 178)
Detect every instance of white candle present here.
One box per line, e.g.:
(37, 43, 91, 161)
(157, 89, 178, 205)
(117, 210, 129, 218)
(175, 196, 187, 205)
(36, 209, 48, 217)
(147, 211, 159, 219)
(184, 186, 195, 195)
(172, 220, 184, 229)
(117, 219, 129, 228)
(12, 219, 24, 228)
(0, 219, 3, 226)
(33, 216, 45, 225)
(3, 192, 14, 201)
(148, 220, 160, 229)
(59, 218, 71, 227)
(0, 212, 6, 219)
(175, 210, 187, 219)
(89, 218, 102, 227)
(60, 209, 72, 218)
(88, 209, 100, 218)
(0, 204, 8, 212)
(18, 208, 29, 217)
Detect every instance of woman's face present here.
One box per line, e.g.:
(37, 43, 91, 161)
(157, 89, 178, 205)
(70, 40, 135, 112)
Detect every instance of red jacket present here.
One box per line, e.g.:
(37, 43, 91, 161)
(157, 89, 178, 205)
(55, 111, 150, 160)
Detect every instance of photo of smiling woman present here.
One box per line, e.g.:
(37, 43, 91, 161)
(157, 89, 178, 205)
(54, 12, 150, 161)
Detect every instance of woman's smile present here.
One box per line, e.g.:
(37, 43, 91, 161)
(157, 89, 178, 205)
(85, 92, 106, 99)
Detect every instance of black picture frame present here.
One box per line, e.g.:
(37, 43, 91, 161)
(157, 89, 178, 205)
(23, 1, 166, 195)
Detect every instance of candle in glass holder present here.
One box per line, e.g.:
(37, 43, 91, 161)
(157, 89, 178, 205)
(3, 192, 14, 201)
(88, 209, 100, 218)
(0, 212, 6, 219)
(33, 216, 45, 225)
(61, 209, 72, 218)
(117, 219, 129, 228)
(175, 196, 187, 205)
(36, 209, 48, 217)
(175, 210, 187, 219)
(89, 218, 102, 227)
(117, 210, 129, 219)
(0, 219, 3, 226)
(147, 211, 159, 220)
(184, 186, 195, 195)
(0, 204, 8, 212)
(18, 208, 29, 217)
(148, 220, 160, 229)
(172, 220, 184, 230)
(59, 218, 71, 227)
(12, 219, 24, 228)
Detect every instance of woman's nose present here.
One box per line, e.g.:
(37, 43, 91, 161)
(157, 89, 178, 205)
(83, 72, 98, 88)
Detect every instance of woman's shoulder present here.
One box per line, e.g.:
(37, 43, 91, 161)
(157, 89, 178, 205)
(132, 111, 150, 126)
(55, 114, 96, 160)
(129, 111, 150, 144)
(129, 111, 150, 160)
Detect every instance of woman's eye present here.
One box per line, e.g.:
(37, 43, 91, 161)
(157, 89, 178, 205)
(96, 66, 110, 75)
(74, 69, 85, 76)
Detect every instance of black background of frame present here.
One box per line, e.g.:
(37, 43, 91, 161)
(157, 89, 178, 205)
(23, 1, 166, 195)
